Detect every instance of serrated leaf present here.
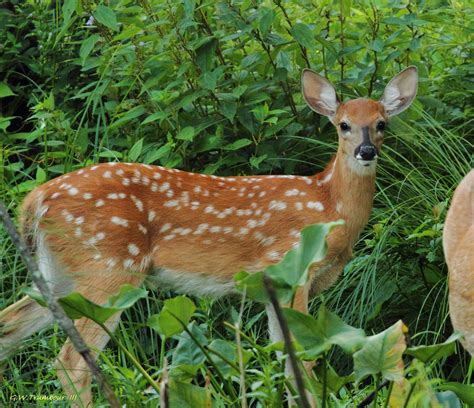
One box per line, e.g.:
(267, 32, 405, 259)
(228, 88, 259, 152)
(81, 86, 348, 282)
(354, 320, 407, 382)
(93, 5, 119, 31)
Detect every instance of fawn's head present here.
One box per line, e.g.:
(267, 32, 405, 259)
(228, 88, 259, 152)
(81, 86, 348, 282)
(302, 67, 418, 172)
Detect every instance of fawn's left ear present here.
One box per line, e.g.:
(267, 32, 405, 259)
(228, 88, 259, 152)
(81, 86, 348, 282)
(380, 66, 418, 116)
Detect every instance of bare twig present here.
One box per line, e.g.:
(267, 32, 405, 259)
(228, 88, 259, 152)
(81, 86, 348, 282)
(263, 275, 311, 408)
(0, 201, 120, 408)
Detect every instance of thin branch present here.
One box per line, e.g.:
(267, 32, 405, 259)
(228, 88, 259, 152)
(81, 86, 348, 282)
(0, 201, 120, 408)
(263, 275, 311, 408)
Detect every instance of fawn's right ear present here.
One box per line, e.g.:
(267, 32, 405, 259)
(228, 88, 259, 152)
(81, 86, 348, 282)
(302, 69, 340, 122)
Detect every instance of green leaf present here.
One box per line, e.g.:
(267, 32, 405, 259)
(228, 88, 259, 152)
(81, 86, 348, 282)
(222, 138, 252, 151)
(208, 339, 252, 378)
(176, 126, 195, 141)
(129, 138, 144, 161)
(172, 322, 208, 366)
(290, 23, 314, 49)
(0, 82, 15, 98)
(220, 102, 237, 122)
(168, 379, 212, 407)
(249, 154, 267, 169)
(79, 34, 100, 65)
(353, 320, 407, 382)
(405, 332, 462, 363)
(148, 296, 196, 337)
(141, 111, 169, 125)
(35, 285, 148, 323)
(236, 222, 342, 304)
(437, 383, 474, 406)
(266, 222, 343, 290)
(371, 38, 384, 52)
(284, 305, 366, 358)
(259, 8, 275, 37)
(35, 167, 46, 184)
(93, 5, 119, 31)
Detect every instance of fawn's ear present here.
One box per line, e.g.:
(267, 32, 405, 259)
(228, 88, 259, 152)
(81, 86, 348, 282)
(302, 69, 339, 121)
(380, 66, 418, 116)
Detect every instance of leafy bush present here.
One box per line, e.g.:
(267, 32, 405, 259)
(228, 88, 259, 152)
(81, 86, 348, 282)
(0, 0, 472, 406)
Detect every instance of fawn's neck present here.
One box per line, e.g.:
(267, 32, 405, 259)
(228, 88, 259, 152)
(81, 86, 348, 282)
(326, 149, 376, 236)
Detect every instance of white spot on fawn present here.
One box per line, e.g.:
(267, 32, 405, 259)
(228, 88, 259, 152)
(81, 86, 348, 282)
(269, 200, 287, 211)
(83, 193, 92, 200)
(96, 199, 105, 207)
(103, 171, 112, 178)
(128, 243, 140, 256)
(307, 201, 324, 211)
(159, 223, 172, 233)
(148, 210, 156, 222)
(111, 216, 129, 227)
(285, 189, 300, 197)
(68, 187, 79, 196)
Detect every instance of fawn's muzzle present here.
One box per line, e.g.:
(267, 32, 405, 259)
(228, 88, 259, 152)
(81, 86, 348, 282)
(355, 144, 378, 161)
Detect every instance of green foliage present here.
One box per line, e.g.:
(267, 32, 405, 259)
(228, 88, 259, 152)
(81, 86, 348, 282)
(235, 221, 341, 303)
(0, 0, 473, 406)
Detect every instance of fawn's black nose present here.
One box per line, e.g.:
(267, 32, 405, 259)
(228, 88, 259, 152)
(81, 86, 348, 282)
(355, 144, 377, 161)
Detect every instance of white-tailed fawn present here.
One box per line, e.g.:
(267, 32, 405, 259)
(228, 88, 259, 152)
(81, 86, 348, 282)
(0, 67, 418, 405)
(443, 170, 473, 356)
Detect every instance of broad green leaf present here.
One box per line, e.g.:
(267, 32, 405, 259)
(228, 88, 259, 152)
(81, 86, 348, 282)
(148, 296, 196, 337)
(437, 383, 474, 406)
(176, 126, 195, 141)
(236, 222, 342, 304)
(284, 305, 366, 358)
(129, 138, 144, 161)
(354, 320, 407, 382)
(405, 332, 462, 362)
(105, 285, 148, 309)
(290, 23, 314, 49)
(0, 82, 15, 98)
(93, 5, 119, 31)
(79, 34, 100, 65)
(220, 102, 237, 121)
(266, 222, 343, 290)
(26, 285, 147, 323)
(172, 322, 208, 366)
(168, 379, 212, 408)
(208, 339, 252, 378)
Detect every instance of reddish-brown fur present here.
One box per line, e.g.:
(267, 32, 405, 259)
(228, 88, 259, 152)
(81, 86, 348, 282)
(444, 170, 474, 355)
(1, 67, 418, 406)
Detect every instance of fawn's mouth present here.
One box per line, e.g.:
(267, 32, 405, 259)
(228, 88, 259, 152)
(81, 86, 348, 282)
(355, 156, 378, 167)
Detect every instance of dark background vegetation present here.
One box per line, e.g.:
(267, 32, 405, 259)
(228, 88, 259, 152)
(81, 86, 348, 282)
(0, 0, 472, 406)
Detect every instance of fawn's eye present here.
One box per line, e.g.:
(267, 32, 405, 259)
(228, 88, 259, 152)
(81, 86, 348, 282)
(340, 122, 350, 131)
(376, 121, 386, 131)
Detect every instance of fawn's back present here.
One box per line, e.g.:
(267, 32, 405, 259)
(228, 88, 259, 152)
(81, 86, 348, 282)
(21, 161, 342, 296)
